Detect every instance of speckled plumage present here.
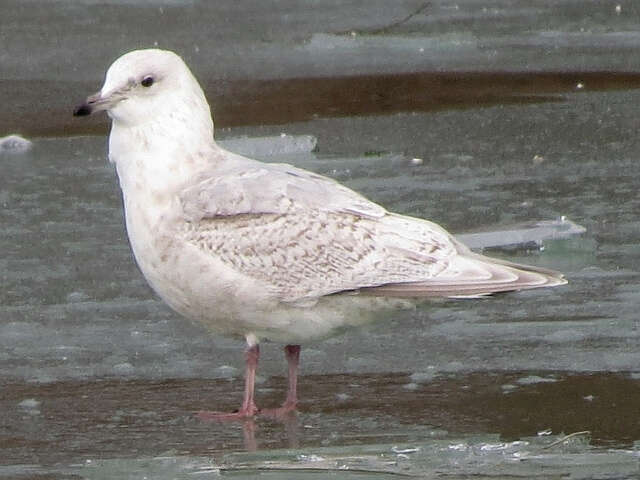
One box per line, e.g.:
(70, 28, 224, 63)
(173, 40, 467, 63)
(75, 48, 566, 343)
(75, 49, 566, 417)
(177, 161, 456, 304)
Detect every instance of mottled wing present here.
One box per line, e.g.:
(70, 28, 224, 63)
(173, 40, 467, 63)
(178, 162, 456, 302)
(178, 160, 565, 303)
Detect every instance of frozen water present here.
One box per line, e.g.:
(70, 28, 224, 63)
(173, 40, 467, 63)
(6, 1, 640, 138)
(457, 217, 586, 251)
(5, 0, 640, 83)
(3, 86, 640, 382)
(409, 371, 438, 384)
(213, 365, 239, 379)
(2, 0, 640, 476)
(1, 372, 638, 475)
(17, 398, 40, 411)
(3, 99, 640, 468)
(11, 433, 632, 480)
(0, 134, 32, 154)
(219, 134, 317, 159)
(516, 375, 558, 385)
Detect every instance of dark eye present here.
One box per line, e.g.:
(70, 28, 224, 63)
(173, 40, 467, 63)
(141, 75, 154, 87)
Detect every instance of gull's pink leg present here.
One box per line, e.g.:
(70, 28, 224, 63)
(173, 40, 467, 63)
(197, 342, 260, 421)
(238, 343, 260, 416)
(261, 344, 301, 419)
(198, 342, 301, 421)
(282, 344, 301, 410)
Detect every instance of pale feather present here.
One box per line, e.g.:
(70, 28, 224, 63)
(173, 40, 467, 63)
(177, 158, 565, 303)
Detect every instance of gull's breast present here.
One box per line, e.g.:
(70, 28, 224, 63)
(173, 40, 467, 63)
(120, 188, 280, 336)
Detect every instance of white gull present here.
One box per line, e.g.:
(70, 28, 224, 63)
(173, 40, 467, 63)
(74, 49, 566, 418)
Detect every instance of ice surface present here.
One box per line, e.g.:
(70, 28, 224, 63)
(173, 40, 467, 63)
(3, 86, 640, 382)
(2, 0, 640, 475)
(516, 375, 558, 385)
(409, 371, 438, 384)
(4, 0, 640, 83)
(17, 398, 40, 408)
(6, 0, 640, 140)
(457, 217, 586, 251)
(11, 433, 633, 480)
(219, 134, 317, 159)
(2, 372, 638, 474)
(0, 134, 32, 154)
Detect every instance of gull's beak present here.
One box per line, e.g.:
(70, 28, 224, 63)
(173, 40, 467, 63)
(73, 90, 118, 117)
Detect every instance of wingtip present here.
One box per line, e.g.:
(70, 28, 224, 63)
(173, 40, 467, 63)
(357, 253, 568, 299)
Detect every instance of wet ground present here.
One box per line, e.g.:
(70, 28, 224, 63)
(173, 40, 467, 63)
(2, 1, 640, 478)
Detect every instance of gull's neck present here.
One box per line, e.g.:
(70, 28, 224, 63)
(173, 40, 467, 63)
(109, 111, 218, 200)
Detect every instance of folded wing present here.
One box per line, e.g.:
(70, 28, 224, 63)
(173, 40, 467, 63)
(178, 158, 565, 303)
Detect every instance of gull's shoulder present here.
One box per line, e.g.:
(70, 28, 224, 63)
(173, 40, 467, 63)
(179, 149, 387, 222)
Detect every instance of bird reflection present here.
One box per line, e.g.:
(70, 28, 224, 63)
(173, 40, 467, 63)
(198, 409, 299, 451)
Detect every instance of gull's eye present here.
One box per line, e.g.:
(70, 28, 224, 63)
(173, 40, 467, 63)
(141, 75, 154, 87)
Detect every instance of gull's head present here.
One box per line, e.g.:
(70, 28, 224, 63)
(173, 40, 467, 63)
(73, 49, 212, 133)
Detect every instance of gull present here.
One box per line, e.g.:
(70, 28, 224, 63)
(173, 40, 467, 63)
(74, 49, 566, 419)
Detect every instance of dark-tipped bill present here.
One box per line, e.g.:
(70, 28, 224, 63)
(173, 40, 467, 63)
(73, 91, 108, 117)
